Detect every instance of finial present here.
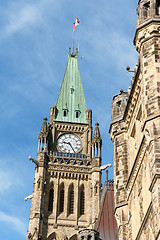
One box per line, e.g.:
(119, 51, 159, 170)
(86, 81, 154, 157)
(76, 48, 78, 55)
(93, 122, 102, 145)
(69, 48, 71, 54)
(43, 117, 48, 121)
(120, 89, 123, 94)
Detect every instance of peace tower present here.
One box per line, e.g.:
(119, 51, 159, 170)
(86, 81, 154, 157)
(26, 48, 102, 240)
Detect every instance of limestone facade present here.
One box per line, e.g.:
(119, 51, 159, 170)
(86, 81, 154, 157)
(110, 1, 160, 239)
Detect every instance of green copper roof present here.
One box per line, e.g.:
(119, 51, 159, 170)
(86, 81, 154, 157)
(55, 51, 87, 124)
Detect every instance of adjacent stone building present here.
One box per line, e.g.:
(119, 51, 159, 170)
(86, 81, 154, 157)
(110, 0, 160, 239)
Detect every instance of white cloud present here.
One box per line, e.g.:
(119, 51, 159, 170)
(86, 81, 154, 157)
(0, 170, 13, 194)
(1, 0, 59, 38)
(0, 211, 27, 236)
(83, 28, 137, 72)
(5, 3, 41, 36)
(0, 165, 24, 195)
(105, 31, 138, 69)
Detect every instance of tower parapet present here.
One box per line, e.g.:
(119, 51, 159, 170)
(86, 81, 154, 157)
(111, 89, 128, 124)
(136, 0, 160, 28)
(110, 90, 129, 240)
(135, 0, 160, 52)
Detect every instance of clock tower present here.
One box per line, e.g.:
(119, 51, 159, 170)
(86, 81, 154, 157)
(26, 48, 102, 240)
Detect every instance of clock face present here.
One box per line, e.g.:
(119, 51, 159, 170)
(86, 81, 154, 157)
(57, 134, 82, 153)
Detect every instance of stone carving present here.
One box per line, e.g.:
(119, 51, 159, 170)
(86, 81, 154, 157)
(115, 212, 120, 228)
(27, 228, 38, 240)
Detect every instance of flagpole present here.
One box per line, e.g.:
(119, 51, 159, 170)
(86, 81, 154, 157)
(72, 17, 79, 54)
(72, 29, 75, 54)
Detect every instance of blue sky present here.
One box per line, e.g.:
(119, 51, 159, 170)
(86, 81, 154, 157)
(0, 0, 138, 239)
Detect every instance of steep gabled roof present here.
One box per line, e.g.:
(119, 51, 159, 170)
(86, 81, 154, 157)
(55, 51, 87, 124)
(95, 180, 118, 240)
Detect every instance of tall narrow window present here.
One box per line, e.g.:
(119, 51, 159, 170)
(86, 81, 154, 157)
(87, 236, 92, 240)
(79, 185, 85, 215)
(69, 187, 74, 214)
(59, 184, 64, 213)
(143, 2, 150, 19)
(63, 109, 68, 117)
(116, 100, 121, 107)
(136, 106, 142, 121)
(156, 0, 160, 15)
(48, 188, 54, 212)
(75, 110, 81, 118)
(131, 124, 136, 138)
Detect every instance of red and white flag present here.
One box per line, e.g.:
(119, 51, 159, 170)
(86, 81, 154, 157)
(74, 17, 80, 31)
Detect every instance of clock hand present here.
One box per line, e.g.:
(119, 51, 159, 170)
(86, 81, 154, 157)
(69, 143, 76, 153)
(63, 141, 75, 153)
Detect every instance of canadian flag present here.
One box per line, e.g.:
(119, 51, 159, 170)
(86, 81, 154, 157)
(74, 17, 80, 31)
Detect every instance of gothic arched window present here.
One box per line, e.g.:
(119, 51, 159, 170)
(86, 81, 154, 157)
(143, 2, 150, 19)
(47, 232, 57, 240)
(75, 110, 81, 118)
(63, 109, 68, 117)
(79, 185, 85, 215)
(68, 184, 74, 214)
(156, 0, 160, 15)
(48, 188, 54, 212)
(59, 184, 64, 213)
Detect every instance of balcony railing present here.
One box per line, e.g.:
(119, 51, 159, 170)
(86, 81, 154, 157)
(52, 152, 86, 159)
